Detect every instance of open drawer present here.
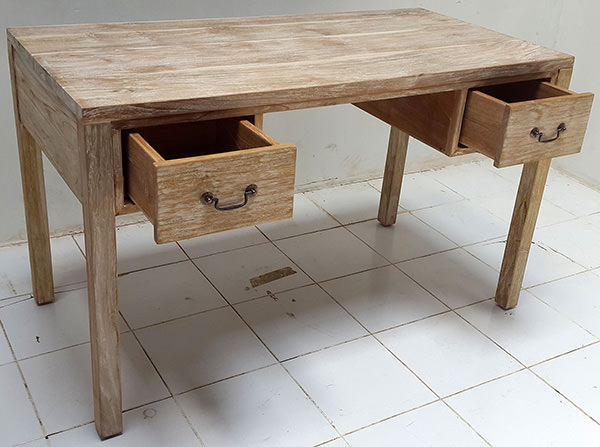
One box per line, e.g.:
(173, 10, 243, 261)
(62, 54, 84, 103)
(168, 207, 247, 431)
(125, 118, 296, 244)
(460, 80, 594, 167)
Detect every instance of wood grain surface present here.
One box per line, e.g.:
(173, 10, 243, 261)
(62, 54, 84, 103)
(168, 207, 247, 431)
(80, 123, 122, 438)
(125, 119, 296, 243)
(7, 9, 574, 124)
(460, 81, 593, 167)
(377, 127, 409, 226)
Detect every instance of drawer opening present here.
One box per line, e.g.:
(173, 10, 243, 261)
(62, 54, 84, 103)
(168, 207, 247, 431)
(476, 80, 570, 104)
(127, 118, 275, 161)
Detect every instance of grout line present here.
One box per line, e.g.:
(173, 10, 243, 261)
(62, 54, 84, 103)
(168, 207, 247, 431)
(44, 395, 174, 439)
(179, 234, 272, 260)
(170, 362, 279, 398)
(4, 166, 600, 444)
(528, 364, 600, 427)
(179, 234, 350, 441)
(441, 368, 527, 401)
(126, 302, 230, 332)
(301, 192, 346, 227)
(280, 360, 348, 441)
(344, 218, 459, 265)
(527, 340, 600, 369)
(0, 291, 32, 302)
(524, 294, 600, 342)
(119, 311, 207, 447)
(70, 234, 86, 259)
(438, 400, 494, 447)
(0, 319, 49, 440)
(256, 221, 343, 244)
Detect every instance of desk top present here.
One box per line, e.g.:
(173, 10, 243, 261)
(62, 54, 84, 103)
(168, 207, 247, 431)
(8, 9, 573, 124)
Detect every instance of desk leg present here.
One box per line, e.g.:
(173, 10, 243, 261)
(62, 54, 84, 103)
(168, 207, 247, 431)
(495, 159, 551, 309)
(378, 126, 409, 226)
(16, 123, 55, 304)
(81, 123, 123, 439)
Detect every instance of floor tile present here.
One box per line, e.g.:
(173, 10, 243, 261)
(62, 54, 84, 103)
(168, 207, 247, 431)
(118, 261, 226, 329)
(49, 399, 199, 447)
(275, 227, 388, 282)
(178, 225, 268, 259)
(235, 284, 367, 361)
(486, 163, 523, 182)
(193, 243, 312, 304)
(74, 222, 187, 274)
(305, 182, 386, 225)
(20, 332, 169, 434)
(321, 266, 448, 333)
(425, 162, 514, 199)
(536, 214, 600, 268)
(258, 193, 339, 240)
(0, 294, 31, 308)
(533, 343, 600, 423)
(457, 292, 596, 366)
(371, 172, 464, 211)
(285, 337, 436, 434)
(19, 440, 49, 447)
(0, 288, 126, 360)
(347, 214, 456, 263)
(446, 370, 600, 447)
(465, 238, 585, 288)
(0, 236, 86, 300)
(529, 271, 600, 338)
(378, 313, 521, 396)
(320, 439, 349, 447)
(345, 401, 487, 447)
(412, 200, 508, 246)
(543, 170, 600, 216)
(0, 363, 44, 446)
(469, 194, 576, 227)
(398, 249, 499, 309)
(177, 365, 337, 447)
(135, 307, 275, 394)
(0, 328, 13, 366)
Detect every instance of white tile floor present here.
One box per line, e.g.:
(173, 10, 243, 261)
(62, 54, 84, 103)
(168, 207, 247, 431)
(1, 161, 600, 447)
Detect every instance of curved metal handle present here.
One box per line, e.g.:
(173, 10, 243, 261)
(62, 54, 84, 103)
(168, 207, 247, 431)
(201, 184, 257, 211)
(530, 123, 566, 143)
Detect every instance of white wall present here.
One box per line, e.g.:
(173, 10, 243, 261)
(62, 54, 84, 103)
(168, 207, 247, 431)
(1, 0, 598, 244)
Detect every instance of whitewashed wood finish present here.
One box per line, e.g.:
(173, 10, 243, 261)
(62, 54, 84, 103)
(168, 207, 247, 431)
(496, 159, 552, 309)
(356, 89, 469, 156)
(7, 9, 573, 123)
(7, 9, 591, 440)
(495, 71, 574, 309)
(378, 127, 409, 226)
(80, 123, 122, 439)
(9, 42, 56, 305)
(461, 81, 593, 167)
(11, 46, 83, 200)
(126, 120, 296, 243)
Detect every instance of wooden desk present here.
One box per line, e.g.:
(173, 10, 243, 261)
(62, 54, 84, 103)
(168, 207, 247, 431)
(7, 9, 594, 439)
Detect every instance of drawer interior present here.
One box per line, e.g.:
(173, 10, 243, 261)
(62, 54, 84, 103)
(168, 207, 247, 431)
(128, 118, 275, 161)
(475, 80, 570, 104)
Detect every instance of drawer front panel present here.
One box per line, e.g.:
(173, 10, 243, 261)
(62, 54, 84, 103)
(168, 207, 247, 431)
(154, 144, 296, 243)
(460, 81, 594, 167)
(500, 93, 593, 167)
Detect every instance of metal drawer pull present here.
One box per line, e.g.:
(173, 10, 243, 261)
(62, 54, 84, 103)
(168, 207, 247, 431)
(530, 123, 566, 143)
(201, 184, 257, 211)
